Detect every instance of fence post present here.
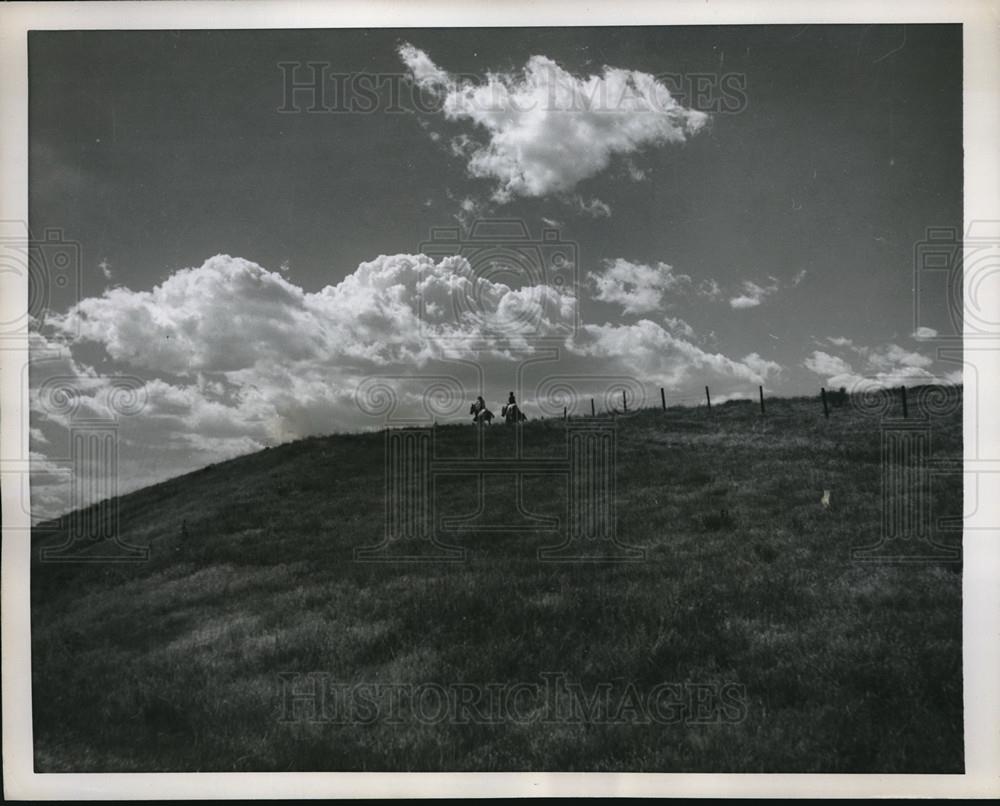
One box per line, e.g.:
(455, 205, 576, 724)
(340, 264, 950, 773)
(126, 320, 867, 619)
(591, 398, 595, 417)
(759, 385, 765, 415)
(622, 390, 627, 414)
(660, 387, 666, 411)
(900, 385, 909, 419)
(563, 406, 567, 421)
(705, 386, 711, 410)
(821, 387, 830, 418)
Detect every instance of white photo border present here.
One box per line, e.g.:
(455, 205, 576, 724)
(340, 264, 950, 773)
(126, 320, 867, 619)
(2, 0, 998, 799)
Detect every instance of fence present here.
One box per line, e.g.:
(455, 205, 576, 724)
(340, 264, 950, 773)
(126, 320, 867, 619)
(543, 384, 923, 422)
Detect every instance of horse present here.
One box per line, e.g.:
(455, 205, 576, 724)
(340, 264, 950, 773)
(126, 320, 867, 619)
(501, 403, 527, 424)
(470, 403, 494, 424)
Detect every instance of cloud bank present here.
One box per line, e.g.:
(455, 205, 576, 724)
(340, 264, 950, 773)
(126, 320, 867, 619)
(31, 252, 783, 518)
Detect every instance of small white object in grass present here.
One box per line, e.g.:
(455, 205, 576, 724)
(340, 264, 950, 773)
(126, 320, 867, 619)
(821, 490, 831, 509)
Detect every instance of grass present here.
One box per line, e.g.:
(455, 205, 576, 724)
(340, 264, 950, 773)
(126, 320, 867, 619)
(30, 390, 963, 772)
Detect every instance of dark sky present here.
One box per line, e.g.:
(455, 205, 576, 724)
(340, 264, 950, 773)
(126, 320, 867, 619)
(31, 24, 962, 350)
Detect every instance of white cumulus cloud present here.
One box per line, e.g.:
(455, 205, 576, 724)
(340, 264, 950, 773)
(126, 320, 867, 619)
(804, 351, 854, 378)
(588, 258, 693, 315)
(729, 278, 779, 310)
(399, 44, 709, 203)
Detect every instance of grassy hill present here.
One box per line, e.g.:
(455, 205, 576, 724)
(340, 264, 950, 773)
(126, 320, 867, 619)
(30, 390, 964, 772)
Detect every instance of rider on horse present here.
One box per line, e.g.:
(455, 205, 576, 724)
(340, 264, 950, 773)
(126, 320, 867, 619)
(471, 395, 493, 424)
(502, 392, 526, 424)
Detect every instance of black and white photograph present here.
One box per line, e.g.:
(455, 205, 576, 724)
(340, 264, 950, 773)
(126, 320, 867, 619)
(2, 0, 999, 799)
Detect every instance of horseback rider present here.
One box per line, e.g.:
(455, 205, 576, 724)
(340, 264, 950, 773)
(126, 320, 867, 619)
(503, 392, 525, 424)
(472, 395, 486, 420)
(470, 395, 496, 424)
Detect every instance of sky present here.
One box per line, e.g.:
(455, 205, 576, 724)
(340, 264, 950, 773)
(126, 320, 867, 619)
(27, 25, 963, 517)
